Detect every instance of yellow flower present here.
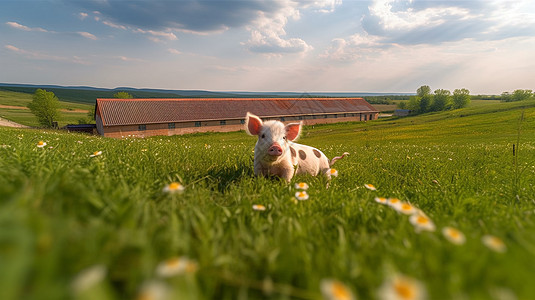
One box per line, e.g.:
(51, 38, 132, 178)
(320, 279, 356, 300)
(295, 182, 309, 190)
(378, 274, 426, 300)
(252, 204, 266, 211)
(482, 235, 507, 253)
(155, 257, 198, 278)
(37, 141, 47, 148)
(90, 150, 102, 157)
(374, 197, 388, 204)
(409, 213, 436, 232)
(329, 168, 339, 177)
(442, 227, 466, 245)
(163, 182, 185, 193)
(364, 184, 377, 191)
(295, 191, 309, 201)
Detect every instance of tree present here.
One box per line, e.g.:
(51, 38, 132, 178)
(417, 85, 431, 97)
(431, 89, 451, 111)
(407, 96, 421, 113)
(512, 89, 533, 102)
(452, 88, 471, 109)
(27, 89, 61, 128)
(113, 91, 133, 99)
(419, 95, 432, 113)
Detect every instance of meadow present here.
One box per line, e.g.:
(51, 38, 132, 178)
(1, 100, 534, 300)
(0, 90, 93, 127)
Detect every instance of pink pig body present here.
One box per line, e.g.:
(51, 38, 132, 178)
(245, 112, 348, 182)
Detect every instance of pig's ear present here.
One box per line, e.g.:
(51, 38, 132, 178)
(245, 112, 263, 136)
(285, 122, 302, 141)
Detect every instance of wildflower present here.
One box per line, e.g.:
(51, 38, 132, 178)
(136, 280, 168, 300)
(90, 151, 102, 157)
(295, 182, 309, 190)
(378, 274, 426, 300)
(409, 213, 436, 232)
(295, 191, 309, 201)
(482, 235, 507, 253)
(374, 197, 388, 205)
(387, 198, 402, 210)
(442, 227, 466, 245)
(163, 182, 185, 194)
(37, 141, 47, 148)
(71, 265, 107, 294)
(320, 279, 355, 300)
(252, 204, 266, 211)
(329, 168, 339, 177)
(155, 256, 198, 278)
(396, 202, 417, 215)
(364, 184, 377, 191)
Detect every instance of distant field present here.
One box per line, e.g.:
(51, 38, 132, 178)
(1, 100, 534, 299)
(0, 90, 93, 127)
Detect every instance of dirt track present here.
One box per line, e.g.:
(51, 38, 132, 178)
(0, 117, 30, 128)
(0, 104, 89, 113)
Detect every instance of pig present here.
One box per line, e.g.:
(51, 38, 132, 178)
(245, 112, 349, 182)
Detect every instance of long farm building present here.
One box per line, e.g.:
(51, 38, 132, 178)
(95, 98, 379, 138)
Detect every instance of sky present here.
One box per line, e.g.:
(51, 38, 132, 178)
(1, 0, 534, 94)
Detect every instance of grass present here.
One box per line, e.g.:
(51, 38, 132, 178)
(1, 100, 535, 300)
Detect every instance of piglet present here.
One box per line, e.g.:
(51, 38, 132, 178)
(245, 112, 349, 182)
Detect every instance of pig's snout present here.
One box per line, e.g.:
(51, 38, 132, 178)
(268, 143, 283, 156)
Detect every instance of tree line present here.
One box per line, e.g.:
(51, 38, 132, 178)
(500, 89, 534, 102)
(398, 85, 471, 114)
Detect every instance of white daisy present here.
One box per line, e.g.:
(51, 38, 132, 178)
(364, 184, 377, 191)
(90, 151, 102, 157)
(252, 204, 266, 211)
(155, 257, 198, 278)
(482, 235, 507, 253)
(378, 274, 426, 300)
(320, 279, 356, 300)
(442, 227, 466, 245)
(409, 213, 436, 233)
(163, 182, 185, 194)
(295, 191, 309, 201)
(295, 182, 309, 190)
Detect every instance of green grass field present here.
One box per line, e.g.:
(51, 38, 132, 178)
(0, 90, 94, 127)
(1, 100, 534, 300)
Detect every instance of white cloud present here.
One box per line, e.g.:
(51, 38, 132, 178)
(321, 33, 384, 61)
(102, 20, 127, 30)
(78, 12, 88, 20)
(5, 44, 90, 65)
(368, 0, 472, 31)
(6, 21, 48, 32)
(134, 29, 177, 42)
(167, 48, 181, 55)
(77, 32, 98, 40)
(243, 2, 321, 54)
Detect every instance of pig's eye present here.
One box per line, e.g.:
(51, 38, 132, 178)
(283, 136, 287, 140)
(261, 134, 265, 139)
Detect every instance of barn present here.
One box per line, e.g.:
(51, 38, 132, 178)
(94, 98, 379, 138)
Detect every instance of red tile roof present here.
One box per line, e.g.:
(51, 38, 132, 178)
(95, 98, 378, 126)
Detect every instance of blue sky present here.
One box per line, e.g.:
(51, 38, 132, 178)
(1, 0, 534, 94)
